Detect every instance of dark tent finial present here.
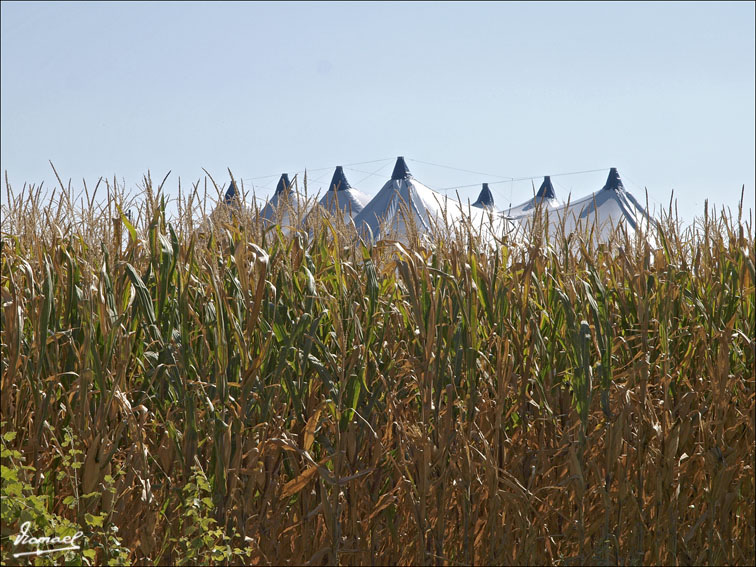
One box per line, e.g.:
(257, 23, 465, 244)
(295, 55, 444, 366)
(472, 183, 495, 208)
(536, 176, 556, 200)
(275, 173, 291, 195)
(391, 156, 411, 180)
(329, 166, 352, 192)
(602, 168, 624, 191)
(223, 180, 238, 205)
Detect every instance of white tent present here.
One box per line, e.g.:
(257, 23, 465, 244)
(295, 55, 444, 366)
(353, 157, 515, 246)
(524, 168, 656, 243)
(472, 183, 496, 211)
(258, 173, 312, 229)
(504, 176, 562, 218)
(317, 166, 371, 220)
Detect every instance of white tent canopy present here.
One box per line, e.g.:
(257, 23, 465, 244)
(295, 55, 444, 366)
(317, 166, 371, 220)
(209, 162, 656, 249)
(354, 157, 516, 246)
(505, 176, 562, 218)
(519, 168, 656, 243)
(258, 173, 313, 228)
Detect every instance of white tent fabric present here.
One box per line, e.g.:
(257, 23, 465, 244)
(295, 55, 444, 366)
(517, 168, 656, 243)
(354, 157, 516, 246)
(504, 176, 562, 218)
(317, 166, 371, 220)
(258, 173, 313, 229)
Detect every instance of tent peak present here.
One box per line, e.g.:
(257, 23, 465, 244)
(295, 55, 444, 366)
(602, 168, 625, 192)
(472, 183, 495, 208)
(329, 166, 351, 192)
(391, 156, 411, 180)
(536, 176, 556, 200)
(275, 173, 291, 195)
(223, 180, 238, 205)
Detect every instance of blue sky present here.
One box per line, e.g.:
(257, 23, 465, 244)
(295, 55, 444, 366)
(1, 1, 754, 223)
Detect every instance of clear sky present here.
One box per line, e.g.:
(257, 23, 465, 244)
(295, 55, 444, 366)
(2, 1, 754, 223)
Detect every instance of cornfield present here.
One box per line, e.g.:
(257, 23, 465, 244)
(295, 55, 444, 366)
(1, 173, 754, 565)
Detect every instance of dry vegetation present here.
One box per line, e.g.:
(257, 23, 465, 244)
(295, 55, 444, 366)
(1, 172, 754, 565)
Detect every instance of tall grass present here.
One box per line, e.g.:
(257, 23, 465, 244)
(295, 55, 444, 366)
(1, 173, 754, 565)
